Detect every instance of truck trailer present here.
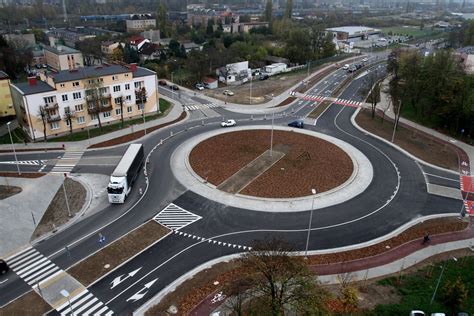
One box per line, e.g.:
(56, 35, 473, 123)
(107, 144, 144, 204)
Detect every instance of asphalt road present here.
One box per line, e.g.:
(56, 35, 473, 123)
(0, 55, 463, 314)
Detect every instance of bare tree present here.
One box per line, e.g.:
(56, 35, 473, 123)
(117, 95, 125, 128)
(37, 105, 48, 142)
(359, 71, 381, 119)
(63, 106, 75, 134)
(84, 76, 107, 132)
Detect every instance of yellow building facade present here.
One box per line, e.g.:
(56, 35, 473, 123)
(0, 71, 15, 118)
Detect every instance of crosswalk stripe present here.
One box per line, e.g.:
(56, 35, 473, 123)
(24, 265, 59, 283)
(84, 301, 104, 315)
(18, 259, 52, 277)
(28, 268, 61, 285)
(6, 247, 35, 262)
(15, 257, 48, 275)
(94, 305, 110, 315)
(73, 297, 98, 314)
(9, 251, 41, 267)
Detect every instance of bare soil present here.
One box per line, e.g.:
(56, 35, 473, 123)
(356, 109, 459, 171)
(0, 185, 22, 200)
(88, 111, 187, 149)
(189, 130, 353, 198)
(67, 221, 169, 285)
(30, 178, 86, 241)
(0, 291, 51, 315)
(147, 218, 468, 316)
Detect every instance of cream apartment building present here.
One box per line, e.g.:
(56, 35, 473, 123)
(43, 44, 84, 71)
(10, 63, 158, 140)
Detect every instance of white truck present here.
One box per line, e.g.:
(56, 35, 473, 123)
(263, 63, 287, 76)
(107, 144, 144, 204)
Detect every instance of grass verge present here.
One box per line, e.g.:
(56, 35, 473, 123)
(48, 98, 172, 143)
(67, 221, 170, 285)
(308, 101, 332, 119)
(31, 178, 86, 241)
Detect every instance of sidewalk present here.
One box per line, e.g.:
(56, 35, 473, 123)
(0, 96, 184, 152)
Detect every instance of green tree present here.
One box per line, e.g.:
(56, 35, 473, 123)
(156, 2, 168, 37)
(264, 0, 273, 23)
(442, 277, 468, 314)
(206, 19, 215, 36)
(285, 28, 312, 64)
(241, 238, 328, 316)
(285, 0, 293, 19)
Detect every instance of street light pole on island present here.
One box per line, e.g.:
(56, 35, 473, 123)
(7, 121, 21, 175)
(304, 188, 317, 258)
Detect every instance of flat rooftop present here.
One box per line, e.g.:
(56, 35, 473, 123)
(42, 45, 81, 55)
(326, 26, 381, 36)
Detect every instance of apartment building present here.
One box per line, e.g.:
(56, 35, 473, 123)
(0, 71, 15, 117)
(43, 44, 84, 71)
(10, 63, 158, 140)
(126, 18, 156, 32)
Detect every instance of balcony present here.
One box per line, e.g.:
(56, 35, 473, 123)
(87, 104, 113, 114)
(47, 114, 61, 123)
(135, 88, 147, 104)
(86, 93, 111, 101)
(44, 103, 59, 111)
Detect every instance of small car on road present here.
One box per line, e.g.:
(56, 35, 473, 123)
(158, 80, 167, 86)
(221, 119, 236, 127)
(288, 120, 304, 128)
(0, 259, 9, 275)
(223, 90, 234, 96)
(195, 83, 204, 90)
(170, 85, 179, 90)
(362, 57, 368, 62)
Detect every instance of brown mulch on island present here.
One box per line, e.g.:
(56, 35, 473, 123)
(0, 291, 51, 315)
(88, 111, 187, 149)
(0, 172, 46, 178)
(0, 185, 22, 200)
(189, 130, 353, 198)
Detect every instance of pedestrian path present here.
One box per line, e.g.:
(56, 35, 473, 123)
(153, 203, 202, 230)
(50, 148, 85, 174)
(6, 246, 62, 286)
(291, 92, 364, 108)
(184, 103, 220, 111)
(55, 288, 113, 315)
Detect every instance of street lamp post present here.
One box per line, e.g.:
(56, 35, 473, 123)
(391, 99, 402, 143)
(7, 121, 21, 175)
(304, 188, 317, 258)
(60, 289, 74, 315)
(141, 89, 146, 135)
(430, 257, 457, 305)
(270, 111, 274, 157)
(63, 173, 71, 217)
(249, 75, 252, 105)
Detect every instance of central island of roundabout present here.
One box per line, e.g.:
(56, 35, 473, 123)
(171, 126, 374, 212)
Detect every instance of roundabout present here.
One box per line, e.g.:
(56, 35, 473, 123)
(171, 125, 374, 212)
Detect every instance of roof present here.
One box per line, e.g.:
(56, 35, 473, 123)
(326, 26, 381, 36)
(203, 77, 217, 83)
(139, 42, 161, 56)
(182, 42, 201, 49)
(0, 71, 9, 80)
(112, 144, 143, 177)
(42, 45, 81, 55)
(12, 80, 55, 95)
(129, 35, 145, 45)
(48, 64, 155, 83)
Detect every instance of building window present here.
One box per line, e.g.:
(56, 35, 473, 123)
(127, 106, 132, 113)
(134, 81, 144, 89)
(101, 99, 109, 106)
(44, 96, 54, 104)
(62, 94, 68, 102)
(60, 84, 65, 88)
(115, 108, 122, 115)
(77, 116, 85, 124)
(91, 114, 99, 120)
(125, 84, 130, 90)
(103, 111, 111, 118)
(114, 97, 122, 105)
(99, 87, 108, 94)
(75, 104, 84, 112)
(50, 121, 59, 130)
(113, 85, 121, 92)
(125, 95, 132, 102)
(73, 92, 82, 100)
(72, 81, 80, 87)
(112, 75, 118, 81)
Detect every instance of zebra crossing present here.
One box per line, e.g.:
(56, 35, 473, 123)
(0, 160, 46, 166)
(153, 203, 202, 230)
(6, 247, 61, 286)
(55, 289, 113, 315)
(290, 91, 363, 108)
(184, 103, 220, 111)
(50, 149, 85, 174)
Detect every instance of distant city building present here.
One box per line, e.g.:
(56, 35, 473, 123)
(325, 26, 381, 41)
(0, 71, 15, 118)
(43, 42, 84, 71)
(10, 64, 158, 139)
(217, 61, 251, 85)
(221, 22, 269, 33)
(3, 33, 36, 48)
(101, 41, 125, 56)
(126, 14, 156, 32)
(456, 46, 474, 74)
(141, 29, 161, 43)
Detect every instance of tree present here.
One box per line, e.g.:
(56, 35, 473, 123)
(264, 0, 273, 23)
(285, 0, 293, 19)
(285, 28, 312, 64)
(240, 238, 328, 316)
(206, 19, 215, 36)
(63, 107, 75, 134)
(37, 106, 48, 142)
(117, 95, 124, 128)
(359, 71, 381, 119)
(84, 77, 105, 132)
(156, 2, 168, 37)
(442, 277, 468, 314)
(111, 45, 124, 62)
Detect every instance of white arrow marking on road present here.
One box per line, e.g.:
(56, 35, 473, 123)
(110, 267, 142, 289)
(126, 278, 158, 302)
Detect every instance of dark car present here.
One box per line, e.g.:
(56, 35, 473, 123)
(158, 80, 167, 86)
(288, 120, 304, 128)
(170, 85, 179, 90)
(0, 259, 8, 275)
(259, 74, 269, 81)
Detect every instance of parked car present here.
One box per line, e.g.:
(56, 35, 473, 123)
(355, 64, 363, 70)
(410, 311, 425, 316)
(223, 90, 234, 96)
(430, 314, 446, 316)
(288, 120, 304, 128)
(259, 74, 269, 80)
(158, 80, 167, 86)
(362, 57, 368, 62)
(221, 119, 236, 127)
(342, 64, 350, 70)
(0, 259, 9, 275)
(170, 85, 179, 90)
(195, 83, 204, 90)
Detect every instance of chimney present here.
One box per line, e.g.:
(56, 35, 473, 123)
(28, 76, 37, 86)
(49, 36, 56, 48)
(130, 63, 137, 72)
